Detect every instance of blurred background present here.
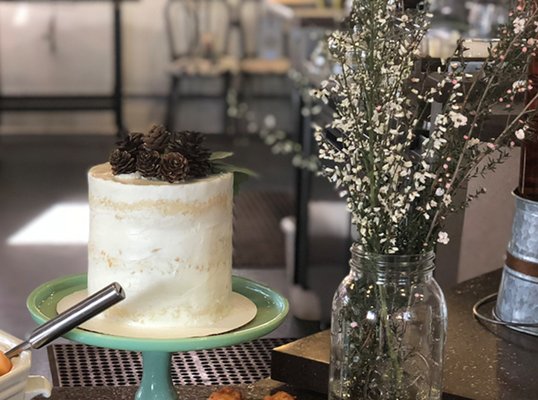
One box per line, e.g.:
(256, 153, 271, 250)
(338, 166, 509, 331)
(0, 0, 520, 349)
(0, 0, 510, 134)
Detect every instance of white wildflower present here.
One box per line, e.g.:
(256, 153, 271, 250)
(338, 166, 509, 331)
(433, 138, 447, 150)
(513, 80, 527, 92)
(435, 114, 448, 126)
(409, 191, 420, 201)
(515, 129, 525, 140)
(435, 187, 445, 197)
(413, 172, 425, 184)
(449, 111, 468, 128)
(437, 231, 450, 245)
(514, 17, 526, 35)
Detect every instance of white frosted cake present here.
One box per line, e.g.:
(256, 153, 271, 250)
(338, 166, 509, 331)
(87, 162, 234, 329)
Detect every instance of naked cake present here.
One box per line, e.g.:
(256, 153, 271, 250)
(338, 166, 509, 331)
(83, 126, 252, 335)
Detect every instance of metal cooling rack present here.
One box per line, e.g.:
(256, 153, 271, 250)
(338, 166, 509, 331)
(48, 338, 293, 387)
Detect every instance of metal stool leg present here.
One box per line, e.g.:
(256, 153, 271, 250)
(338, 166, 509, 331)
(223, 72, 234, 135)
(165, 76, 180, 131)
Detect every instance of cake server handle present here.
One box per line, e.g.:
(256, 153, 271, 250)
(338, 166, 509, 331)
(5, 282, 125, 359)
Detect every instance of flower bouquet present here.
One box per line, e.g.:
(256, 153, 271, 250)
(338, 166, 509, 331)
(314, 1, 538, 399)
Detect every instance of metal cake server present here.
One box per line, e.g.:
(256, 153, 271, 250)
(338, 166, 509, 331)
(4, 282, 125, 359)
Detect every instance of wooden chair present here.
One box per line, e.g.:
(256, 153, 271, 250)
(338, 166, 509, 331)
(233, 0, 292, 134)
(164, 0, 239, 132)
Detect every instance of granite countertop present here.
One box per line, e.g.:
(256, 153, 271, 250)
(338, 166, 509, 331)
(443, 269, 538, 400)
(271, 269, 538, 400)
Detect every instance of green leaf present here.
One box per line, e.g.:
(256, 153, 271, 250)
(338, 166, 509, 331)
(212, 161, 258, 177)
(232, 171, 252, 195)
(212, 161, 258, 195)
(209, 151, 234, 161)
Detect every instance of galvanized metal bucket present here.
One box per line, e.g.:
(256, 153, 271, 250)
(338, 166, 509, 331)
(495, 193, 538, 336)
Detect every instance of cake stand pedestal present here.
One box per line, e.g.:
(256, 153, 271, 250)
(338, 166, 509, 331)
(27, 274, 289, 400)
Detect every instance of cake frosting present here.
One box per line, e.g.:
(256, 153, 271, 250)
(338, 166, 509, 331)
(87, 162, 234, 328)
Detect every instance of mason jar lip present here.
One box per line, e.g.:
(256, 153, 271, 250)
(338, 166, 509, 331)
(350, 243, 436, 272)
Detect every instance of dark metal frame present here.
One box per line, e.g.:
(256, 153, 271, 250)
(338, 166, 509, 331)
(293, 89, 312, 289)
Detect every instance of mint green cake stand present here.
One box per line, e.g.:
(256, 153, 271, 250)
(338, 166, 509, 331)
(27, 274, 289, 400)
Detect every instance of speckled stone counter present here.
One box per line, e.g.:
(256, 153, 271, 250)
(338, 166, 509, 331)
(443, 269, 538, 400)
(271, 269, 538, 400)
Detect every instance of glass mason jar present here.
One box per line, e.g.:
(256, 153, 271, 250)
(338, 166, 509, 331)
(329, 245, 447, 400)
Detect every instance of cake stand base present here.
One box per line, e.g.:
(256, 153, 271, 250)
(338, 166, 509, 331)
(137, 352, 176, 400)
(27, 274, 289, 400)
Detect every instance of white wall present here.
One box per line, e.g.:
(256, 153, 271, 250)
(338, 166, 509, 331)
(458, 148, 519, 282)
(122, 0, 170, 95)
(0, 1, 171, 96)
(0, 2, 113, 94)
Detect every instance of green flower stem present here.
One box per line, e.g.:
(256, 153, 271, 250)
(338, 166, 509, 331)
(377, 283, 404, 391)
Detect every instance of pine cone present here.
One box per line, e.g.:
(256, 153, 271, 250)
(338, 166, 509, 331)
(166, 132, 185, 153)
(117, 132, 144, 156)
(109, 149, 136, 175)
(187, 153, 211, 178)
(167, 131, 211, 178)
(145, 125, 170, 152)
(161, 152, 189, 182)
(136, 145, 161, 178)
